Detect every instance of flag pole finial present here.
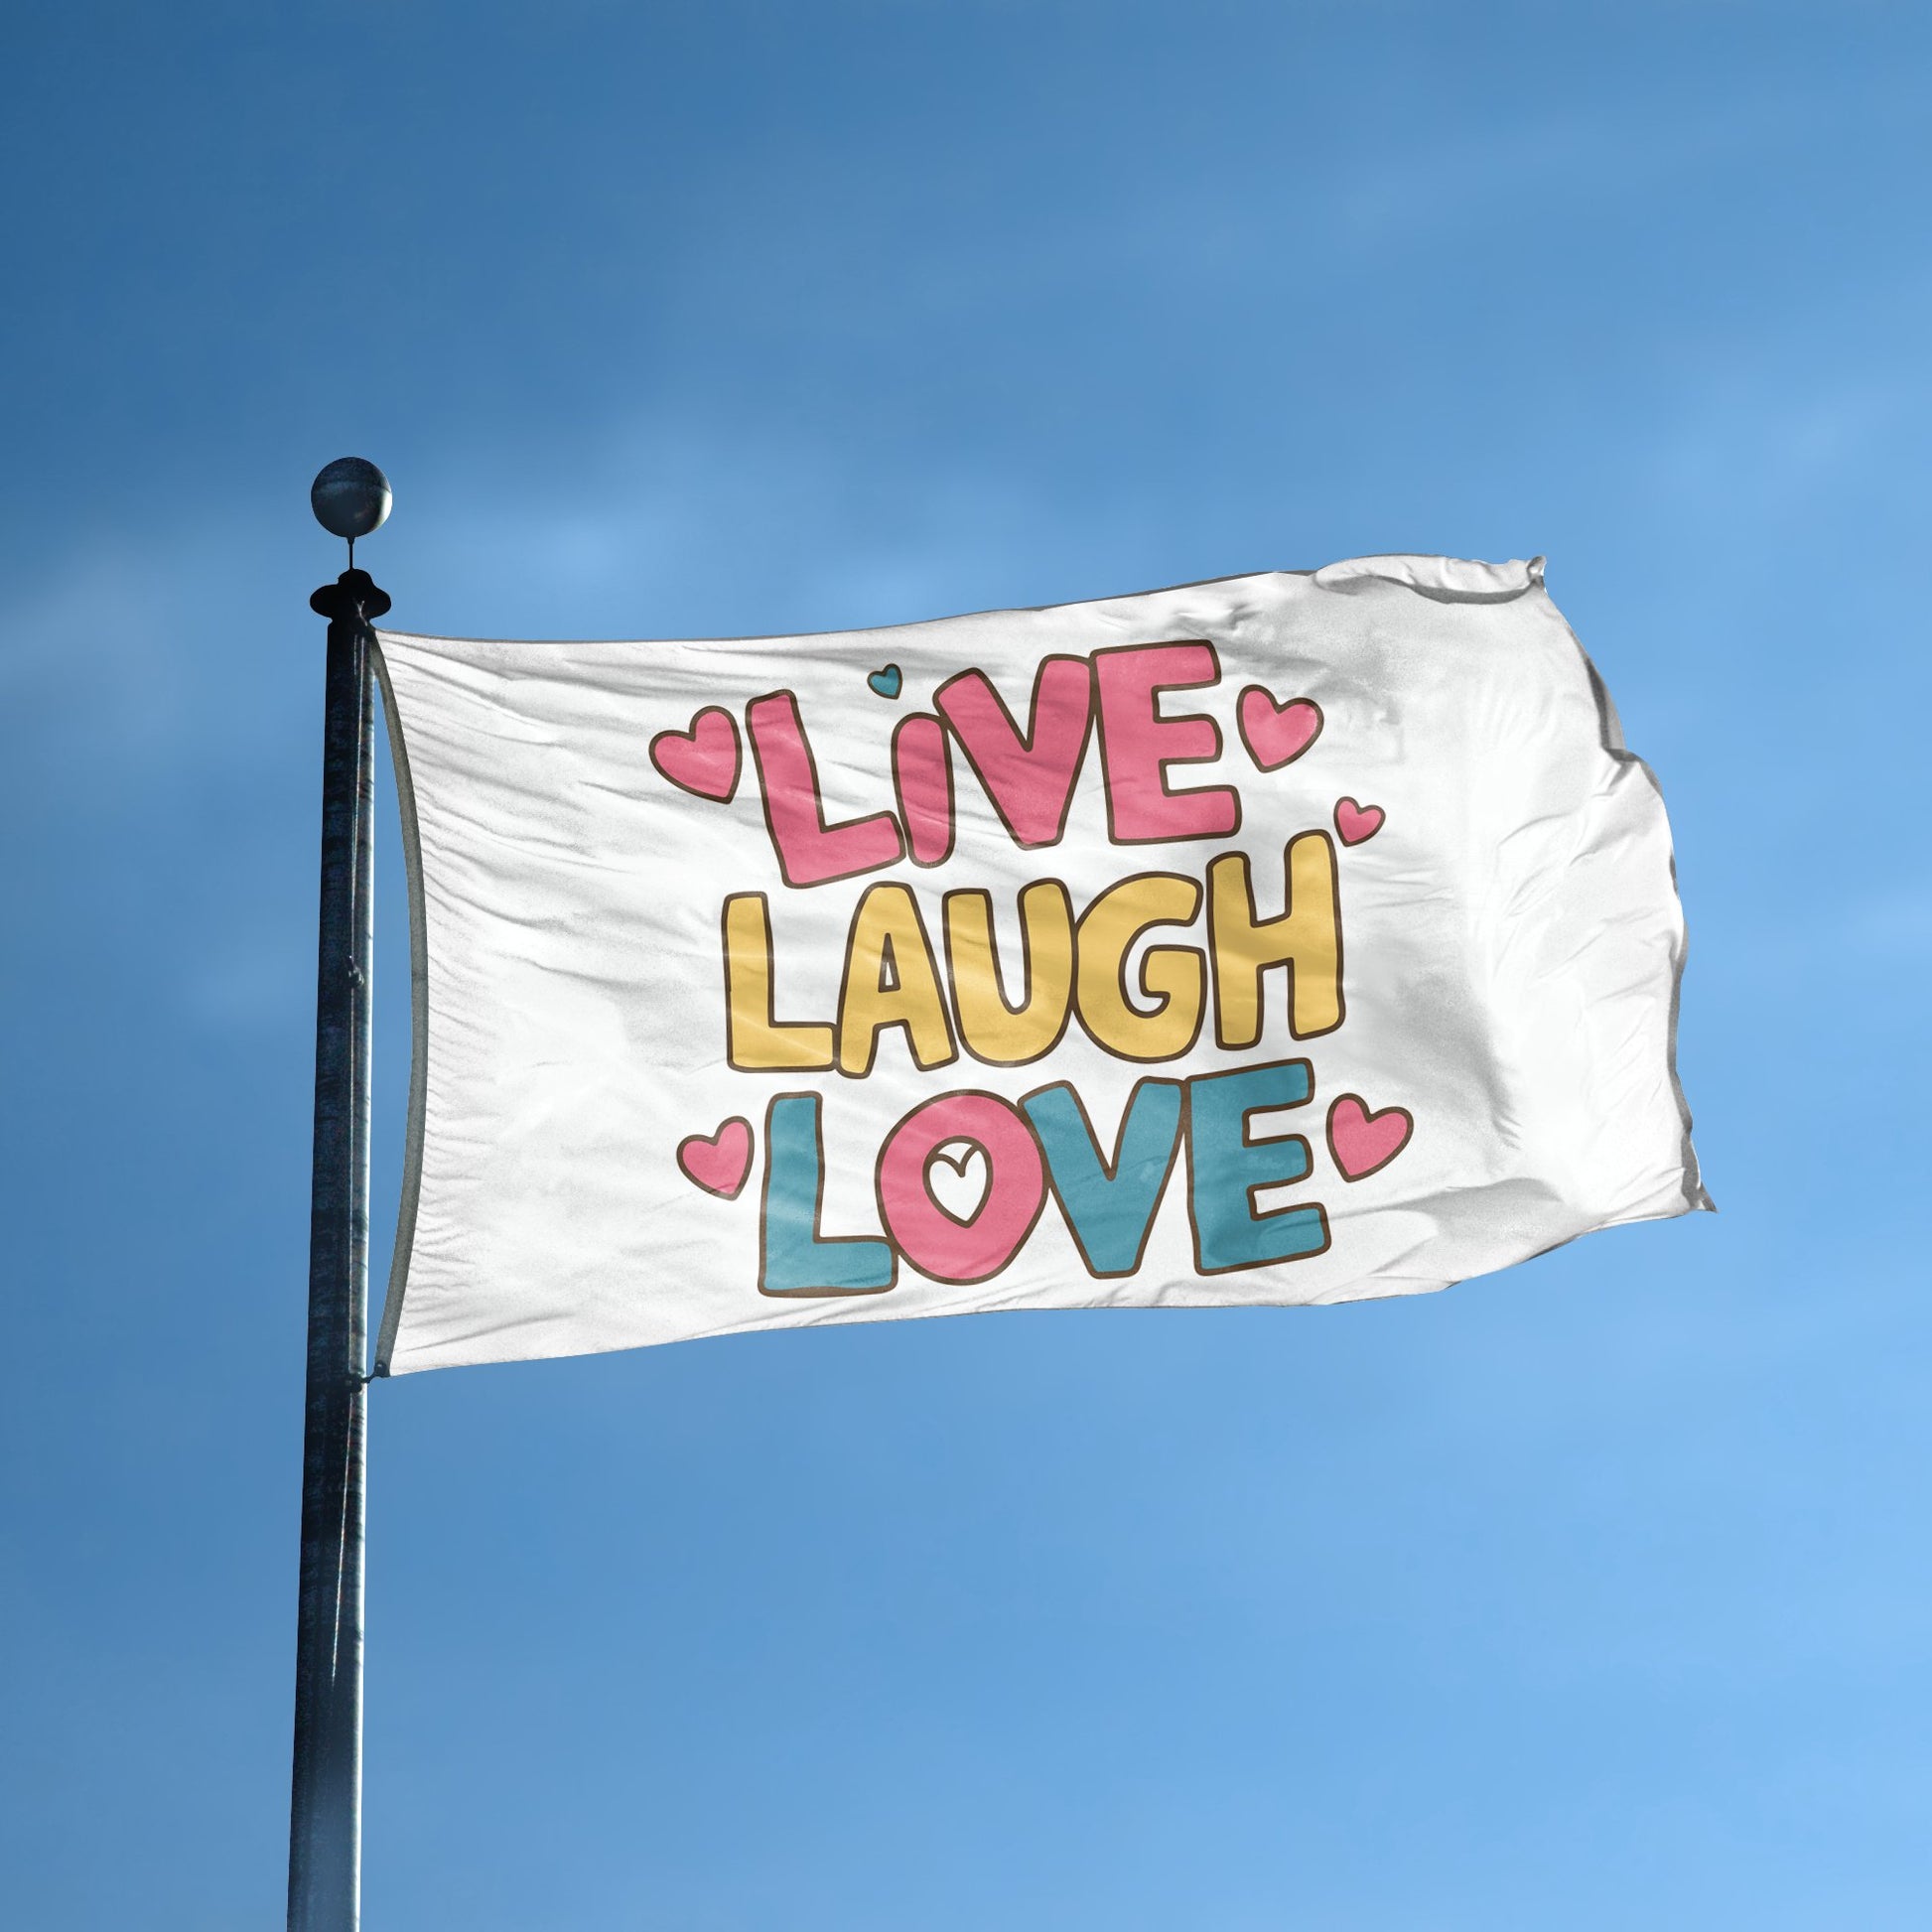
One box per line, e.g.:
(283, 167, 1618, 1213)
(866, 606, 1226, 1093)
(311, 457, 392, 571)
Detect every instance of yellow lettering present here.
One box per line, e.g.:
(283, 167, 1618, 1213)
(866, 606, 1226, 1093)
(723, 895, 834, 1070)
(1208, 834, 1342, 1045)
(1074, 873, 1203, 1062)
(837, 884, 958, 1077)
(943, 883, 1075, 1065)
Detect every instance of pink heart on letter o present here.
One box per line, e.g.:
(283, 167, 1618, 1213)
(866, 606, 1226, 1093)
(678, 1117, 754, 1199)
(1334, 796, 1384, 845)
(1237, 688, 1323, 770)
(1326, 1095, 1413, 1181)
(650, 707, 742, 802)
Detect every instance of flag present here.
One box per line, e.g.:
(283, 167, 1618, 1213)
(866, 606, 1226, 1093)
(370, 553, 1706, 1375)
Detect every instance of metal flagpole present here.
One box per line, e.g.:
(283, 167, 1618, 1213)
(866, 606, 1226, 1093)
(290, 459, 392, 1932)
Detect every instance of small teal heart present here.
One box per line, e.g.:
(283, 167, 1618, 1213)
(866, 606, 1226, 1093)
(867, 663, 902, 700)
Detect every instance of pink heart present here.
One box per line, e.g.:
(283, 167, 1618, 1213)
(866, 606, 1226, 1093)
(1238, 688, 1323, 770)
(677, 1117, 754, 1199)
(1326, 1094, 1413, 1181)
(650, 707, 742, 802)
(1334, 796, 1384, 845)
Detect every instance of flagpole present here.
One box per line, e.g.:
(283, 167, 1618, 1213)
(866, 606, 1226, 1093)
(290, 460, 391, 1932)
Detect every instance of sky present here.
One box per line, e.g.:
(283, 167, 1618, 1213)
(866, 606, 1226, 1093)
(2, 2, 1929, 1926)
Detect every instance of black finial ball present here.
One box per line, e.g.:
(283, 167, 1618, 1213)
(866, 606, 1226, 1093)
(311, 457, 393, 541)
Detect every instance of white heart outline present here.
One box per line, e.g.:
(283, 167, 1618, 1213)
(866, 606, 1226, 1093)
(924, 1139, 991, 1223)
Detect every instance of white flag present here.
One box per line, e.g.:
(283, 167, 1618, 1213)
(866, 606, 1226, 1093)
(371, 554, 1706, 1376)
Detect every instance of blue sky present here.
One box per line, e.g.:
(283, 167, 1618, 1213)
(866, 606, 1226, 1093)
(3, 3, 1929, 1926)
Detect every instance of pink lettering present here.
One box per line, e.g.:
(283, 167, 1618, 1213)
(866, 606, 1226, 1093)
(747, 691, 904, 888)
(875, 1091, 1047, 1284)
(892, 714, 956, 868)
(1092, 642, 1239, 845)
(934, 655, 1093, 849)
